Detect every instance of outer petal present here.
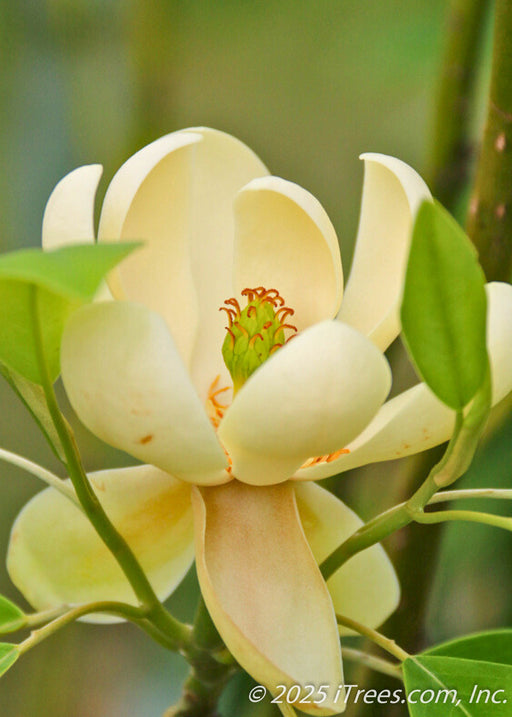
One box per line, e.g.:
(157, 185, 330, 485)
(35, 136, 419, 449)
(99, 128, 269, 395)
(61, 301, 229, 485)
(218, 321, 391, 485)
(338, 154, 432, 351)
(297, 281, 512, 481)
(193, 481, 344, 715)
(7, 465, 194, 622)
(98, 132, 202, 363)
(295, 483, 400, 631)
(42, 164, 103, 250)
(233, 176, 343, 328)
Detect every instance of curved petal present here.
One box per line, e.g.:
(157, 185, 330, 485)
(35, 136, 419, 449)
(338, 154, 432, 351)
(98, 132, 202, 363)
(193, 481, 344, 715)
(61, 302, 229, 485)
(297, 281, 512, 481)
(218, 321, 391, 485)
(7, 465, 194, 622)
(485, 281, 512, 403)
(296, 383, 452, 480)
(42, 164, 103, 250)
(181, 128, 270, 401)
(233, 176, 343, 329)
(295, 483, 400, 631)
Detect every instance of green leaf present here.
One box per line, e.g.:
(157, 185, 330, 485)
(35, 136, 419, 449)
(0, 643, 20, 677)
(0, 243, 139, 384)
(0, 596, 25, 634)
(0, 244, 139, 301)
(403, 655, 512, 716)
(401, 200, 488, 410)
(425, 629, 512, 666)
(0, 363, 66, 461)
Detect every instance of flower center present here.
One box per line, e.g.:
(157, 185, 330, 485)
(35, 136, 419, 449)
(220, 287, 297, 392)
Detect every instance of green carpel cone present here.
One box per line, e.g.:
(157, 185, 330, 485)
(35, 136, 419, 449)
(220, 288, 296, 392)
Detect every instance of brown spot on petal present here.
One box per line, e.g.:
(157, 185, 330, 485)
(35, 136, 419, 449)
(138, 434, 154, 445)
(130, 408, 152, 416)
(91, 476, 106, 491)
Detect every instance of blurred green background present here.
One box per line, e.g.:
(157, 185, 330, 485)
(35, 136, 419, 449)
(1, 1, 510, 716)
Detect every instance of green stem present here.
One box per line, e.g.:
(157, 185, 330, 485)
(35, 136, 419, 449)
(414, 507, 512, 530)
(29, 287, 190, 651)
(192, 596, 223, 652)
(18, 601, 146, 655)
(427, 0, 491, 210)
(0, 447, 79, 505)
(341, 647, 403, 681)
(431, 487, 512, 502)
(164, 596, 237, 717)
(24, 605, 69, 629)
(336, 614, 410, 662)
(467, 0, 512, 279)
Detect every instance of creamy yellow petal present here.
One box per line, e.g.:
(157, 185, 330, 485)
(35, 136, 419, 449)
(61, 302, 229, 484)
(295, 483, 400, 632)
(7, 465, 194, 622)
(193, 481, 344, 715)
(180, 128, 270, 401)
(485, 281, 512, 403)
(42, 164, 103, 250)
(219, 321, 390, 485)
(98, 132, 201, 363)
(233, 176, 343, 328)
(297, 281, 512, 481)
(338, 154, 432, 351)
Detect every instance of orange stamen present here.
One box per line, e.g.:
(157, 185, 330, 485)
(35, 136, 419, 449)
(301, 448, 350, 469)
(249, 333, 264, 348)
(225, 297, 242, 314)
(219, 306, 236, 326)
(276, 306, 295, 321)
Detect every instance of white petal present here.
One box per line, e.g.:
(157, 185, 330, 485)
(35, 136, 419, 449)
(42, 165, 103, 250)
(8, 465, 194, 622)
(180, 128, 270, 401)
(233, 176, 343, 328)
(296, 383, 454, 480)
(219, 321, 391, 485)
(296, 281, 512, 480)
(98, 132, 202, 363)
(193, 481, 344, 715)
(486, 281, 512, 404)
(338, 154, 432, 351)
(61, 302, 229, 484)
(295, 483, 400, 631)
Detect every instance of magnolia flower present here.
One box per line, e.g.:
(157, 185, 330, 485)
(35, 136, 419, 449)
(7, 129, 512, 715)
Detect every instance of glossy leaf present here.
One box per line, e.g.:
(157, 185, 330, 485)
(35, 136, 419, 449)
(403, 654, 512, 716)
(0, 644, 19, 678)
(0, 596, 25, 634)
(0, 363, 66, 461)
(425, 629, 512, 665)
(0, 243, 139, 384)
(401, 200, 487, 409)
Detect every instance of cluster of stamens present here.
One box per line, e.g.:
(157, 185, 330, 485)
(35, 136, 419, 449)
(206, 375, 231, 429)
(301, 448, 350, 469)
(220, 287, 298, 392)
